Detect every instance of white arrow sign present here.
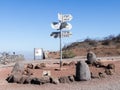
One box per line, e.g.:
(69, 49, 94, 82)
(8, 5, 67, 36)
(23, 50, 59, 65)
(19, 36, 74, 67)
(63, 23, 72, 30)
(50, 32, 60, 38)
(58, 13, 73, 22)
(62, 31, 72, 37)
(51, 22, 61, 30)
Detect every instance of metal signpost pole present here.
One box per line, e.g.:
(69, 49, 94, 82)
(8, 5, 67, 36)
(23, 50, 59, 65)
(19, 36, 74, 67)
(60, 14, 63, 69)
(34, 48, 35, 60)
(60, 27, 62, 69)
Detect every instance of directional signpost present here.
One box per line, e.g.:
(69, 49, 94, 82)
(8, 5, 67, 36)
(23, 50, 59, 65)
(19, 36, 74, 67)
(50, 13, 73, 69)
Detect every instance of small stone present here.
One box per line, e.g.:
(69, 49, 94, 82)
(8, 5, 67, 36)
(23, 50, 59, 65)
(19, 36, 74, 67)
(27, 63, 34, 69)
(50, 77, 59, 84)
(59, 76, 70, 83)
(98, 72, 105, 78)
(105, 69, 113, 75)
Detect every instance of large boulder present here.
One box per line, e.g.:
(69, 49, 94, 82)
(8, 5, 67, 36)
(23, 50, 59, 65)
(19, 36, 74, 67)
(75, 61, 91, 81)
(86, 51, 97, 64)
(11, 61, 24, 74)
(7, 61, 33, 84)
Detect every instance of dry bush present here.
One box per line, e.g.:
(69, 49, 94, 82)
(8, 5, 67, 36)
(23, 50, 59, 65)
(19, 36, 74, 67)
(62, 50, 76, 59)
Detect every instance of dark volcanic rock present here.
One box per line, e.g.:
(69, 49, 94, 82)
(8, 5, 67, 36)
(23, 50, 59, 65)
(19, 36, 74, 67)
(34, 64, 42, 69)
(31, 77, 41, 85)
(6, 74, 14, 83)
(107, 63, 115, 69)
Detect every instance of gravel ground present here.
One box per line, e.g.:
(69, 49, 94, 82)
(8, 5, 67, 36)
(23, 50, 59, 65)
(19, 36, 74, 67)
(0, 57, 120, 90)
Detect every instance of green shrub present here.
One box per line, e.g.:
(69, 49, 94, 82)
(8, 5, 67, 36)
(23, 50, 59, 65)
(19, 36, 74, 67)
(62, 50, 76, 59)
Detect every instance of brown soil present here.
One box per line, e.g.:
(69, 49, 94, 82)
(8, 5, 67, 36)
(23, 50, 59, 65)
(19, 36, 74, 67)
(0, 59, 120, 90)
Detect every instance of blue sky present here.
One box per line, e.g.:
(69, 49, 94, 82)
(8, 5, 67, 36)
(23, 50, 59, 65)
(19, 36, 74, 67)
(0, 0, 120, 59)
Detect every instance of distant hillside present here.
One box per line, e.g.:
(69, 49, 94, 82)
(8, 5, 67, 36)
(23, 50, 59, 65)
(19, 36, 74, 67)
(63, 34, 120, 56)
(49, 34, 120, 58)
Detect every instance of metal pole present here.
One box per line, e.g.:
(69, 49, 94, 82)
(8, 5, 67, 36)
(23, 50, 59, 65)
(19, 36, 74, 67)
(60, 29, 62, 69)
(60, 13, 63, 69)
(34, 48, 35, 60)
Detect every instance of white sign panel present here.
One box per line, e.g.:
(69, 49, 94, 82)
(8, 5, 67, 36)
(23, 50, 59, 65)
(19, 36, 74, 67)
(58, 13, 62, 21)
(51, 22, 61, 30)
(34, 48, 43, 56)
(63, 23, 72, 30)
(58, 13, 73, 22)
(62, 31, 72, 37)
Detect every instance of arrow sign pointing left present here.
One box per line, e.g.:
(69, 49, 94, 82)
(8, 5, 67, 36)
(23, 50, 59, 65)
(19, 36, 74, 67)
(50, 32, 60, 38)
(51, 22, 61, 30)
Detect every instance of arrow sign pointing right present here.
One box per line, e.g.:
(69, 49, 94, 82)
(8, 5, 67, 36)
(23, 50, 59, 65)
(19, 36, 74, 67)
(58, 13, 73, 22)
(63, 23, 72, 30)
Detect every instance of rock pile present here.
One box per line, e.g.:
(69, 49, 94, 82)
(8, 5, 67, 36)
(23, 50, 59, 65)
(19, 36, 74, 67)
(6, 61, 76, 85)
(6, 52, 116, 86)
(89, 60, 116, 78)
